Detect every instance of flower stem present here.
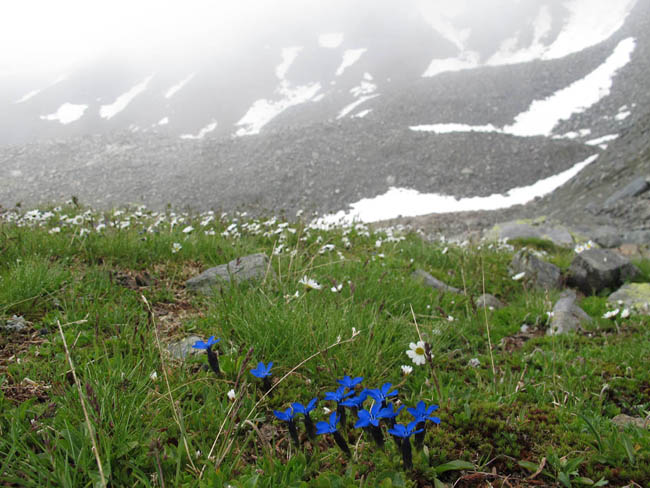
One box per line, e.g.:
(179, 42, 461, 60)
(369, 425, 384, 449)
(333, 431, 350, 457)
(288, 420, 300, 447)
(336, 404, 347, 432)
(262, 376, 272, 394)
(414, 422, 425, 451)
(304, 414, 316, 440)
(206, 346, 221, 376)
(400, 437, 413, 470)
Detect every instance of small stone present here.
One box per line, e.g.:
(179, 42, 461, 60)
(547, 290, 592, 335)
(2, 315, 28, 332)
(167, 335, 204, 360)
(186, 253, 273, 295)
(611, 414, 648, 429)
(475, 294, 505, 310)
(411, 269, 463, 295)
(468, 358, 481, 368)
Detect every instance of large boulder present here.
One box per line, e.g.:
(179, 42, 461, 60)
(186, 253, 273, 294)
(509, 250, 562, 290)
(411, 269, 463, 294)
(547, 290, 592, 335)
(608, 283, 650, 315)
(567, 249, 640, 295)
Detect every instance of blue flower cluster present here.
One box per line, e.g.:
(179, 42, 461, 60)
(270, 372, 441, 470)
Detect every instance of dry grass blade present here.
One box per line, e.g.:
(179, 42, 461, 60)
(56, 319, 107, 488)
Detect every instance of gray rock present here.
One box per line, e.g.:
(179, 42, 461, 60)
(586, 226, 622, 248)
(509, 250, 562, 290)
(186, 253, 273, 294)
(547, 290, 592, 335)
(475, 293, 505, 310)
(167, 335, 204, 360)
(1, 315, 28, 332)
(608, 283, 650, 315)
(611, 414, 648, 429)
(411, 269, 463, 294)
(485, 221, 574, 247)
(603, 176, 650, 208)
(568, 249, 640, 295)
(622, 229, 650, 245)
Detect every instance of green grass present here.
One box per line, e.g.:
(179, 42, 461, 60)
(1, 205, 649, 487)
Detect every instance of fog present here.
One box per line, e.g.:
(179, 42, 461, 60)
(1, 0, 563, 79)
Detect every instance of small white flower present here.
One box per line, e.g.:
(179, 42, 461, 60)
(182, 225, 194, 234)
(319, 244, 335, 254)
(401, 365, 413, 375)
(375, 239, 382, 248)
(323, 407, 332, 414)
(171, 242, 182, 253)
(512, 272, 526, 281)
(442, 247, 448, 255)
(299, 276, 322, 290)
(331, 284, 343, 293)
(406, 341, 427, 366)
(149, 371, 158, 381)
(620, 308, 630, 319)
(468, 358, 481, 368)
(602, 309, 619, 319)
(447, 315, 454, 322)
(49, 227, 61, 234)
(351, 327, 359, 337)
(227, 389, 236, 401)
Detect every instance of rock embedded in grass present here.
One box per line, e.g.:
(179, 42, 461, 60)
(567, 248, 640, 295)
(411, 269, 463, 294)
(186, 253, 274, 295)
(167, 335, 204, 360)
(546, 290, 591, 335)
(475, 293, 505, 310)
(509, 250, 562, 290)
(608, 283, 650, 315)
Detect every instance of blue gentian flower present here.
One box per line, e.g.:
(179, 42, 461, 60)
(315, 411, 340, 435)
(337, 375, 364, 390)
(354, 403, 384, 428)
(407, 400, 440, 424)
(324, 385, 354, 403)
(192, 336, 220, 349)
(340, 395, 365, 409)
(367, 382, 398, 405)
(250, 361, 273, 378)
(379, 403, 405, 420)
(388, 421, 423, 438)
(292, 397, 318, 415)
(273, 407, 294, 422)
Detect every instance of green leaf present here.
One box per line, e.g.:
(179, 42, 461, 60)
(433, 478, 447, 488)
(558, 471, 572, 488)
(435, 460, 475, 474)
(518, 460, 539, 472)
(573, 477, 595, 485)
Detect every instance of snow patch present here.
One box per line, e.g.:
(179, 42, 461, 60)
(15, 89, 42, 104)
(319, 33, 344, 48)
(158, 117, 169, 125)
(40, 103, 88, 124)
(316, 155, 599, 225)
(585, 134, 618, 146)
(423, 52, 479, 78)
(413, 38, 635, 138)
(180, 120, 217, 140)
(352, 109, 372, 118)
(337, 75, 378, 119)
(164, 73, 195, 99)
(100, 75, 153, 120)
(276, 47, 302, 79)
(336, 49, 366, 76)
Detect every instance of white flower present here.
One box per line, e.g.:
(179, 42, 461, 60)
(319, 244, 335, 254)
(323, 407, 332, 414)
(171, 242, 182, 253)
(406, 341, 427, 366)
(447, 315, 454, 322)
(95, 223, 106, 232)
(49, 227, 61, 234)
(442, 247, 448, 255)
(299, 276, 322, 290)
(149, 371, 158, 381)
(602, 308, 619, 319)
(227, 389, 236, 401)
(620, 308, 630, 319)
(512, 272, 526, 281)
(182, 225, 194, 234)
(468, 358, 481, 368)
(331, 284, 343, 293)
(351, 327, 359, 337)
(401, 365, 413, 375)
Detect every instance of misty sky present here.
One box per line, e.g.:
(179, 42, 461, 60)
(1, 0, 546, 78)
